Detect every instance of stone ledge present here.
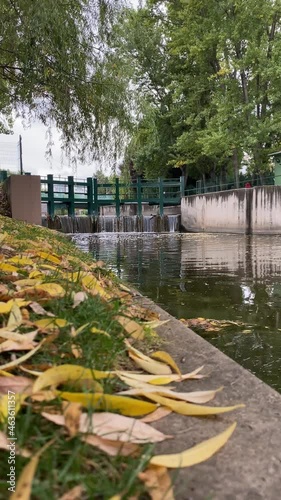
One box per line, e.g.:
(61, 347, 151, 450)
(136, 295, 281, 500)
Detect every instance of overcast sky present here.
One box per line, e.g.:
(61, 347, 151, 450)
(0, 0, 139, 180)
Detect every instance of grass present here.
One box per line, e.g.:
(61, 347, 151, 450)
(0, 216, 155, 499)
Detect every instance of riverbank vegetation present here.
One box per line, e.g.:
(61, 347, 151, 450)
(0, 216, 244, 498)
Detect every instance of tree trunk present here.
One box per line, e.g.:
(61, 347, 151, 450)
(232, 148, 240, 188)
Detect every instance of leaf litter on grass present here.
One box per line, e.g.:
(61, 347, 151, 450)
(0, 216, 244, 499)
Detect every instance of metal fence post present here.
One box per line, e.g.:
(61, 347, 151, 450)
(93, 178, 98, 216)
(68, 176, 75, 216)
(115, 177, 120, 217)
(87, 177, 93, 216)
(137, 176, 142, 216)
(47, 174, 54, 218)
(159, 177, 164, 216)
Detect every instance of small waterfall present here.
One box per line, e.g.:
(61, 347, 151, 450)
(168, 214, 181, 232)
(73, 216, 94, 233)
(42, 214, 180, 233)
(98, 216, 119, 232)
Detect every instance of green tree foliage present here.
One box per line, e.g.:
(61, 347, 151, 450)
(0, 0, 128, 160)
(113, 0, 281, 183)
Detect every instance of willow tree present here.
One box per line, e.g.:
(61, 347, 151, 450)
(0, 0, 128, 159)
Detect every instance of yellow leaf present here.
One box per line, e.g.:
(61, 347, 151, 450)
(139, 393, 244, 416)
(0, 302, 13, 314)
(10, 439, 55, 500)
(129, 353, 172, 375)
(36, 251, 61, 264)
(120, 387, 223, 405)
(151, 351, 181, 376)
(29, 270, 44, 279)
(34, 318, 69, 330)
(7, 303, 22, 330)
(58, 391, 157, 417)
(32, 364, 113, 393)
(150, 422, 237, 468)
(14, 278, 43, 287)
(0, 393, 26, 423)
(63, 270, 88, 282)
(0, 262, 19, 273)
(125, 341, 172, 375)
(116, 315, 145, 340)
(34, 283, 65, 298)
(8, 256, 34, 266)
(116, 366, 205, 385)
(81, 275, 109, 298)
(139, 465, 175, 500)
(91, 327, 110, 337)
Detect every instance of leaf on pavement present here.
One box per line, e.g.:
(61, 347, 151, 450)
(115, 315, 146, 340)
(138, 465, 175, 500)
(141, 407, 172, 423)
(150, 351, 181, 376)
(138, 393, 244, 416)
(82, 435, 140, 457)
(150, 422, 237, 468)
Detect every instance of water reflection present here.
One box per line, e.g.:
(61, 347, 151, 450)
(73, 233, 281, 391)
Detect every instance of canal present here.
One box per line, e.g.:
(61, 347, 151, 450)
(73, 232, 281, 392)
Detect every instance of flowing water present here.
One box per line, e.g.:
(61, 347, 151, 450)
(73, 232, 281, 392)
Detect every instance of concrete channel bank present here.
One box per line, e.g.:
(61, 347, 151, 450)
(181, 185, 281, 234)
(136, 295, 281, 499)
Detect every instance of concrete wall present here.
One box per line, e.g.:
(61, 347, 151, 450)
(5, 175, 42, 225)
(181, 185, 281, 234)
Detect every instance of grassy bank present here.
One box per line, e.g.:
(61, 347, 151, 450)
(0, 216, 243, 500)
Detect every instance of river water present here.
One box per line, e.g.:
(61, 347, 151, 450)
(73, 232, 281, 392)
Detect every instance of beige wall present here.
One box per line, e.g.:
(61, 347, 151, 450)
(181, 186, 281, 234)
(5, 175, 42, 225)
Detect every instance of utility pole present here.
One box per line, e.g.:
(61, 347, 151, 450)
(19, 135, 23, 175)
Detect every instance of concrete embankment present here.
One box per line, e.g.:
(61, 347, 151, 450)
(181, 185, 281, 234)
(137, 295, 281, 499)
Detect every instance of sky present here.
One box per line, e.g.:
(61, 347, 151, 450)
(0, 0, 139, 180)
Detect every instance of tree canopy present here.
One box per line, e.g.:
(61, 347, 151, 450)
(112, 0, 281, 183)
(0, 0, 128, 160)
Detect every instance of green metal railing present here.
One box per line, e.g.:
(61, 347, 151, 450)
(40, 175, 184, 217)
(185, 174, 275, 196)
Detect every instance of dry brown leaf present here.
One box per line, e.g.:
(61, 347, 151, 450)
(0, 431, 31, 457)
(59, 485, 85, 500)
(42, 411, 172, 444)
(72, 291, 88, 308)
(0, 376, 33, 394)
(141, 407, 172, 423)
(0, 338, 45, 370)
(63, 402, 82, 437)
(82, 435, 140, 457)
(139, 465, 174, 500)
(71, 343, 83, 359)
(0, 332, 38, 353)
(29, 302, 55, 317)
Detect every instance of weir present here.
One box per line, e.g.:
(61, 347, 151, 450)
(42, 214, 181, 233)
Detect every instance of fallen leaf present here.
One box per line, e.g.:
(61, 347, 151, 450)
(32, 364, 113, 393)
(58, 391, 157, 417)
(7, 303, 22, 330)
(150, 351, 181, 376)
(116, 315, 145, 340)
(63, 402, 82, 437)
(82, 435, 139, 457)
(59, 485, 85, 500)
(34, 318, 68, 330)
(0, 393, 26, 422)
(10, 438, 55, 500)
(42, 411, 171, 443)
(91, 327, 110, 337)
(119, 387, 223, 405)
(81, 274, 109, 298)
(35, 251, 61, 264)
(72, 291, 88, 308)
(0, 332, 38, 353)
(0, 339, 45, 370)
(139, 465, 174, 500)
(29, 302, 55, 317)
(0, 431, 31, 457)
(0, 376, 32, 394)
(138, 393, 244, 416)
(150, 422, 237, 468)
(0, 262, 19, 273)
(116, 366, 205, 386)
(14, 278, 42, 287)
(141, 407, 172, 423)
(8, 256, 34, 266)
(129, 352, 172, 375)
